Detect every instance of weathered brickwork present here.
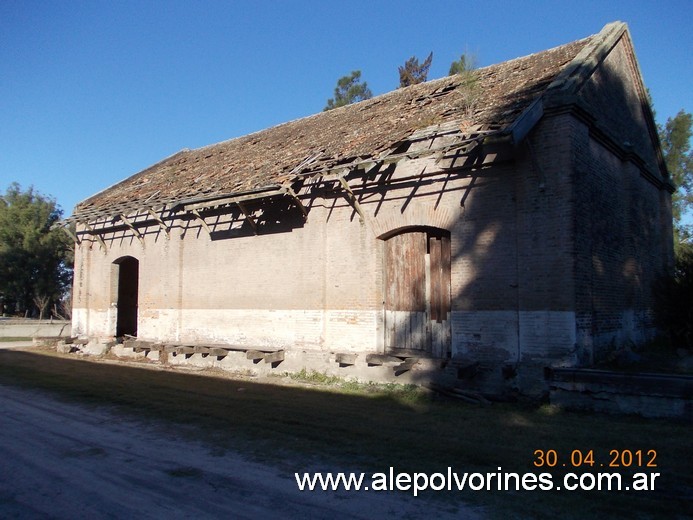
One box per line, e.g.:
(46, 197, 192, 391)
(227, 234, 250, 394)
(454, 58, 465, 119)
(570, 40, 673, 364)
(576, 36, 660, 175)
(70, 30, 673, 395)
(573, 125, 671, 362)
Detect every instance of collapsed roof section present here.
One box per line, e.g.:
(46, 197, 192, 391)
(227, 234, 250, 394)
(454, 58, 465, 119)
(65, 21, 658, 229)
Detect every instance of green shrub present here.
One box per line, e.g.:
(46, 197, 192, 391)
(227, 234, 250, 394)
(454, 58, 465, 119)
(653, 247, 693, 348)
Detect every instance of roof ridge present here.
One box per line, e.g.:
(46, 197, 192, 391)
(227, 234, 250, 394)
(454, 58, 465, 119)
(192, 76, 461, 153)
(72, 26, 603, 218)
(167, 32, 603, 158)
(475, 35, 592, 74)
(545, 21, 627, 95)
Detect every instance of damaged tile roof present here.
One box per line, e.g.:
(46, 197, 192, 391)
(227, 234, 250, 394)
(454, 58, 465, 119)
(71, 23, 626, 222)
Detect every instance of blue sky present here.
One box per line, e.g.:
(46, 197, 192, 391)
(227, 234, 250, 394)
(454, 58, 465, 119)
(1, 0, 691, 215)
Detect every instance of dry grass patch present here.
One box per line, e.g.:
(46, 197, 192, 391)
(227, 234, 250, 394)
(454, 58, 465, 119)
(0, 348, 690, 519)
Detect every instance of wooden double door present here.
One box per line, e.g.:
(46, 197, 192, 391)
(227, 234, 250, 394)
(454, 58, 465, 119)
(384, 228, 451, 357)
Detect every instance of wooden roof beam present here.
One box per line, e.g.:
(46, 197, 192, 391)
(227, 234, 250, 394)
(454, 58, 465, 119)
(236, 202, 258, 233)
(180, 188, 285, 212)
(119, 214, 145, 245)
(290, 130, 501, 180)
(282, 185, 309, 219)
(147, 208, 170, 238)
(287, 151, 324, 175)
(190, 210, 212, 235)
(83, 223, 108, 251)
(337, 176, 366, 223)
(62, 226, 80, 245)
(51, 222, 81, 245)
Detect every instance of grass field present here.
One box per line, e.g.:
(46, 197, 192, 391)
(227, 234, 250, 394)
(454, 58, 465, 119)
(0, 348, 690, 519)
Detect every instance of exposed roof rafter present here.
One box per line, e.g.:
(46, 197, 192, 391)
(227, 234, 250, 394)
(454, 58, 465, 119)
(83, 222, 108, 251)
(51, 222, 81, 245)
(180, 187, 285, 213)
(190, 210, 212, 235)
(337, 176, 366, 223)
(119, 214, 144, 245)
(282, 184, 309, 219)
(237, 202, 258, 233)
(147, 208, 170, 238)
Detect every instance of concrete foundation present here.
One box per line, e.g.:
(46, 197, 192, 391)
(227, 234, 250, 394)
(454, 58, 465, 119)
(83, 339, 456, 388)
(0, 319, 71, 338)
(548, 368, 692, 420)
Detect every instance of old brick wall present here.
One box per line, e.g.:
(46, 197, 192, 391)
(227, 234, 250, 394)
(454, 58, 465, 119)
(571, 37, 673, 363)
(72, 140, 476, 352)
(72, 196, 381, 351)
(576, 36, 661, 176)
(573, 126, 672, 362)
(448, 113, 580, 388)
(71, 50, 672, 388)
(71, 122, 583, 380)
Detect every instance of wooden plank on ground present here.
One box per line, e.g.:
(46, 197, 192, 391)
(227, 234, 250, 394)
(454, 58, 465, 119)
(173, 346, 195, 355)
(366, 354, 403, 366)
(335, 353, 357, 366)
(264, 351, 285, 364)
(246, 350, 265, 361)
(394, 357, 418, 375)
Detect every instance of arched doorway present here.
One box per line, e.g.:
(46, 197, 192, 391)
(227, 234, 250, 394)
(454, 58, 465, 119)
(383, 227, 451, 357)
(113, 256, 139, 338)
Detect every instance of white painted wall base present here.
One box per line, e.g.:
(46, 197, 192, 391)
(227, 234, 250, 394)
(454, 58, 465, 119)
(73, 305, 658, 397)
(452, 310, 577, 365)
(73, 307, 378, 352)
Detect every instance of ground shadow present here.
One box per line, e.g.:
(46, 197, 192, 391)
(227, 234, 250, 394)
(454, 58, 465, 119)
(0, 348, 689, 518)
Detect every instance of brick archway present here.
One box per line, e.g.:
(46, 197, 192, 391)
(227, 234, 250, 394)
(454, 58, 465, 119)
(369, 202, 459, 240)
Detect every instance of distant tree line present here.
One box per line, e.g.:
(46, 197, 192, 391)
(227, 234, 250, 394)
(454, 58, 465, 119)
(0, 183, 73, 319)
(654, 109, 693, 347)
(324, 52, 474, 111)
(659, 110, 693, 253)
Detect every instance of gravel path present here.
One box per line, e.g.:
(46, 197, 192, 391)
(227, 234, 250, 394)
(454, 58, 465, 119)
(0, 384, 482, 519)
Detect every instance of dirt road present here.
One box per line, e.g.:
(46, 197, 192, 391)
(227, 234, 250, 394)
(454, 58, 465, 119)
(0, 384, 481, 519)
(0, 341, 34, 350)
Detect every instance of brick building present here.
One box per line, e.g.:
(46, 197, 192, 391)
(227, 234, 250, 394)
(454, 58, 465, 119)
(62, 22, 673, 394)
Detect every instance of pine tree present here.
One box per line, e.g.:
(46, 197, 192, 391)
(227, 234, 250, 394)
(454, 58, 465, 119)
(398, 52, 433, 88)
(324, 71, 373, 111)
(449, 54, 471, 76)
(659, 110, 693, 252)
